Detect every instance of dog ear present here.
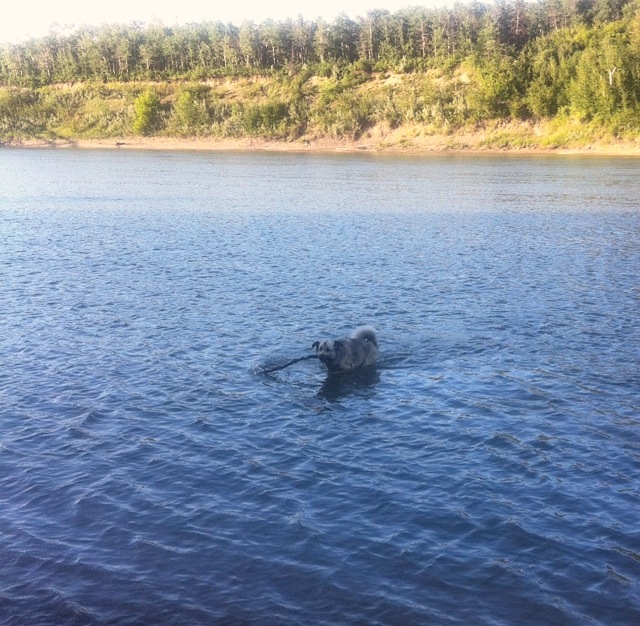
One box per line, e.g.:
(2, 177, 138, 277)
(334, 340, 343, 353)
(312, 341, 319, 350)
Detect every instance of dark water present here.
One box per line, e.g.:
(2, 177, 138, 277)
(1, 148, 639, 625)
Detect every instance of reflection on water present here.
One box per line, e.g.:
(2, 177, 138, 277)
(317, 366, 381, 401)
(1, 148, 639, 625)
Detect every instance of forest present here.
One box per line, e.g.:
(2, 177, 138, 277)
(1, 0, 640, 147)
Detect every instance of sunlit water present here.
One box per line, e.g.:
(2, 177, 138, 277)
(1, 148, 639, 625)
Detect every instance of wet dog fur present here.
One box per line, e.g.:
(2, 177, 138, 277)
(312, 326, 378, 373)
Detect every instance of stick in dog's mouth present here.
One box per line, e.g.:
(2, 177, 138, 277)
(259, 354, 318, 374)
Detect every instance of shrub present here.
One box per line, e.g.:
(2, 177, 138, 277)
(172, 89, 210, 135)
(133, 90, 161, 135)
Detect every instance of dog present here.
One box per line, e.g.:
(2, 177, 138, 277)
(312, 326, 378, 373)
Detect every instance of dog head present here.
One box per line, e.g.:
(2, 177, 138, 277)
(312, 339, 344, 369)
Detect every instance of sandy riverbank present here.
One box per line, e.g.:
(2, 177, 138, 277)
(4, 127, 640, 156)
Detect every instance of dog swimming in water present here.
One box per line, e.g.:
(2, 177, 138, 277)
(312, 326, 378, 373)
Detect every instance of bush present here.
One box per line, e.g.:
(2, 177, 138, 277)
(312, 90, 373, 138)
(133, 90, 161, 135)
(241, 100, 289, 137)
(172, 89, 210, 135)
(0, 87, 51, 138)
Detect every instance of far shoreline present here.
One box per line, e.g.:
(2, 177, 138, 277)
(4, 134, 640, 157)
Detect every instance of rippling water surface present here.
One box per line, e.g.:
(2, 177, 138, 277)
(1, 149, 639, 625)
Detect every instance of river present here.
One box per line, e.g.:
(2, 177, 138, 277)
(1, 148, 639, 624)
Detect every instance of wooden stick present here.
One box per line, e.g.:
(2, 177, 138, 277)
(260, 354, 317, 374)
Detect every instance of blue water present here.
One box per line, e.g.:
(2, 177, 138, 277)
(1, 148, 639, 625)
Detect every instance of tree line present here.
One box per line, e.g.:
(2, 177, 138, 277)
(1, 0, 640, 144)
(0, 0, 633, 84)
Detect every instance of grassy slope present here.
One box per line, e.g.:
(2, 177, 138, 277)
(2, 72, 639, 152)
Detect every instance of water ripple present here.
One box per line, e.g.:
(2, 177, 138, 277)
(1, 150, 639, 625)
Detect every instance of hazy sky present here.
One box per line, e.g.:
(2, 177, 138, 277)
(2, 0, 450, 44)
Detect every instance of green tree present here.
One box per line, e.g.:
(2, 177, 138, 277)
(314, 18, 330, 63)
(239, 21, 259, 68)
(133, 89, 161, 134)
(568, 31, 630, 121)
(172, 88, 209, 134)
(524, 26, 588, 117)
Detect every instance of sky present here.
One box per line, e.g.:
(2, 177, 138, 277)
(1, 0, 448, 44)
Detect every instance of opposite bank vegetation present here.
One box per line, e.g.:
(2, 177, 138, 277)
(2, 0, 640, 150)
